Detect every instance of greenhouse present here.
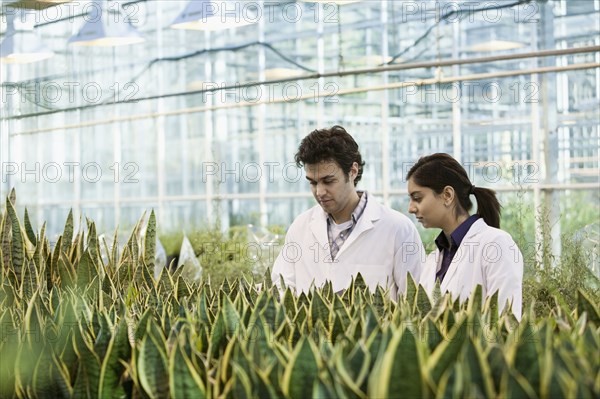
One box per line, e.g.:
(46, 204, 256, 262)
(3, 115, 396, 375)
(0, 0, 599, 398)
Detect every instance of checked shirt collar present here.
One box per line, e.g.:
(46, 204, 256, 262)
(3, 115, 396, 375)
(326, 191, 368, 260)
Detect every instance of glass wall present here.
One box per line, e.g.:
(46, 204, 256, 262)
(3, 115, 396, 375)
(0, 0, 598, 245)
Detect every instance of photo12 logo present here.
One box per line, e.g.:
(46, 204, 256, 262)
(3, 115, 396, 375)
(200, 81, 339, 104)
(395, 1, 540, 23)
(2, 81, 140, 106)
(201, 161, 302, 184)
(1, 162, 139, 184)
(174, 1, 340, 24)
(1, 1, 141, 25)
(399, 82, 539, 104)
(400, 161, 540, 184)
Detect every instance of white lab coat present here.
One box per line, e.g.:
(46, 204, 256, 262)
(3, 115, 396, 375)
(420, 219, 523, 319)
(272, 194, 425, 299)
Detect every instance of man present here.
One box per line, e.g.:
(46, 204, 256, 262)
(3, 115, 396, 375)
(272, 125, 424, 299)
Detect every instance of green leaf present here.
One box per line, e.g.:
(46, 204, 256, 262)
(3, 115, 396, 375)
(283, 287, 296, 315)
(463, 337, 495, 398)
(336, 342, 370, 397)
(138, 321, 169, 399)
(93, 312, 113, 361)
(23, 208, 37, 246)
(98, 317, 131, 399)
(176, 275, 191, 300)
(467, 284, 483, 317)
(368, 327, 423, 398)
(373, 286, 387, 315)
(169, 331, 206, 399)
(76, 251, 97, 290)
(428, 293, 448, 321)
(432, 278, 442, 304)
(256, 366, 280, 399)
(86, 221, 102, 268)
(437, 363, 466, 399)
(15, 340, 38, 397)
(483, 290, 499, 327)
(329, 313, 345, 345)
(71, 327, 101, 399)
(32, 343, 72, 399)
(1, 210, 12, 278)
(144, 210, 156, 274)
(504, 369, 537, 398)
(416, 284, 432, 315)
(8, 187, 16, 206)
(332, 294, 351, 332)
(540, 345, 564, 399)
(134, 309, 153, 344)
(22, 292, 42, 346)
(362, 304, 380, 339)
(312, 373, 337, 399)
(405, 272, 417, 306)
(309, 290, 329, 329)
(209, 311, 227, 358)
(282, 337, 319, 399)
(57, 256, 74, 288)
(511, 319, 541, 395)
(21, 259, 37, 299)
(137, 257, 156, 290)
(487, 345, 507, 394)
(230, 362, 253, 399)
(6, 197, 24, 282)
(126, 214, 143, 265)
(353, 273, 367, 293)
(248, 316, 276, 369)
(263, 267, 273, 288)
(110, 230, 120, 267)
(198, 290, 214, 326)
(421, 318, 443, 354)
(261, 293, 277, 327)
(577, 290, 600, 326)
(61, 209, 74, 255)
(51, 352, 73, 398)
(222, 294, 241, 335)
(428, 316, 467, 384)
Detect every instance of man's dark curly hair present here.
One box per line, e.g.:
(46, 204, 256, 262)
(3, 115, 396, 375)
(294, 125, 365, 186)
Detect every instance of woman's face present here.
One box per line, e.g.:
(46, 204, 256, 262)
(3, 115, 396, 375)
(407, 178, 448, 230)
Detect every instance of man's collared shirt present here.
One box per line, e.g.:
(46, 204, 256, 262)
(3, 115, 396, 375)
(434, 214, 480, 283)
(327, 191, 368, 260)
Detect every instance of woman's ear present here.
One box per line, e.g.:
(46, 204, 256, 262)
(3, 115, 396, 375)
(442, 185, 455, 206)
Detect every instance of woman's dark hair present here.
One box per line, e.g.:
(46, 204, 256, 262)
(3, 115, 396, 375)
(406, 153, 501, 228)
(294, 125, 365, 186)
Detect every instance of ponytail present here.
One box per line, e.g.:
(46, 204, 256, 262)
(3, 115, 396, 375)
(472, 187, 501, 228)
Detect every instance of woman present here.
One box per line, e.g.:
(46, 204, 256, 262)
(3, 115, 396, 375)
(406, 153, 523, 320)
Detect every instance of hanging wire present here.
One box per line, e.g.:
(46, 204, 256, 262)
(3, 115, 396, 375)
(3, 0, 540, 113)
(387, 0, 536, 64)
(7, 45, 598, 122)
(5, 41, 318, 111)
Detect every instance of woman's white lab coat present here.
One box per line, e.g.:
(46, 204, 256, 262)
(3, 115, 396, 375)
(420, 218, 523, 319)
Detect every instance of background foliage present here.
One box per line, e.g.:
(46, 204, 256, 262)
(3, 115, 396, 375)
(0, 190, 598, 398)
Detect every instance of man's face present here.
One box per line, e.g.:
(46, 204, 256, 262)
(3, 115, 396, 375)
(305, 160, 358, 222)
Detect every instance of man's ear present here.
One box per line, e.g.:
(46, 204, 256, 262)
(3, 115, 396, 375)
(350, 162, 359, 180)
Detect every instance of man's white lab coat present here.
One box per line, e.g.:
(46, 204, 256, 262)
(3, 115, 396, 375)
(272, 194, 424, 299)
(420, 218, 523, 319)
